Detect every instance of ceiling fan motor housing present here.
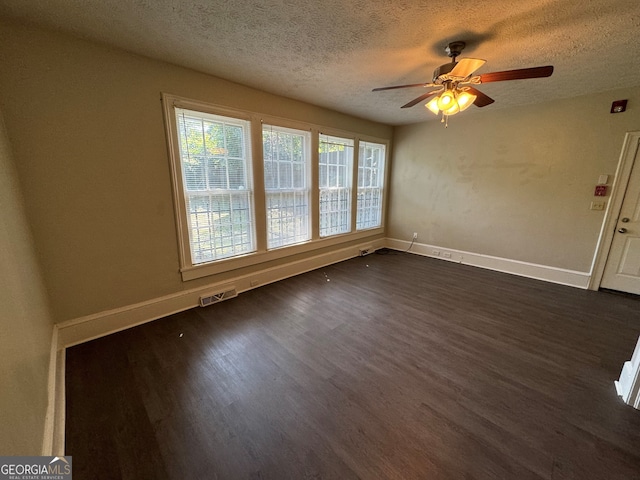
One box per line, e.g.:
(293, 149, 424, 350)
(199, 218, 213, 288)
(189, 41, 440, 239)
(433, 41, 467, 82)
(445, 41, 466, 58)
(432, 62, 456, 83)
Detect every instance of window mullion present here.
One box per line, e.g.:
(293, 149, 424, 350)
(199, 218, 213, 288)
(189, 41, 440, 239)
(350, 138, 359, 234)
(252, 116, 267, 252)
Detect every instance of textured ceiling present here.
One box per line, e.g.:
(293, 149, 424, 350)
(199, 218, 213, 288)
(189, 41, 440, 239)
(1, 0, 639, 125)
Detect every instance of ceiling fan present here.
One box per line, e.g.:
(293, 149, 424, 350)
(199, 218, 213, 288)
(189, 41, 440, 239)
(373, 41, 554, 126)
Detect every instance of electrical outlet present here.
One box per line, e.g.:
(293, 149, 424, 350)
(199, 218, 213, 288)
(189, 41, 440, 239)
(432, 250, 440, 256)
(443, 252, 452, 259)
(412, 232, 418, 240)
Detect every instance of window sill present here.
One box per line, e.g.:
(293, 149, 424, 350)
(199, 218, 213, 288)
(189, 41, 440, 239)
(180, 227, 383, 281)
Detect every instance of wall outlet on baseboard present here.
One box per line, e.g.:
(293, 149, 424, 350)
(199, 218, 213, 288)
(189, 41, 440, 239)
(432, 250, 440, 256)
(443, 252, 452, 259)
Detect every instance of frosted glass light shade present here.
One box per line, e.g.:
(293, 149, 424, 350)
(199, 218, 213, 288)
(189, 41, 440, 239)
(443, 102, 460, 115)
(457, 91, 477, 112)
(426, 97, 440, 114)
(437, 91, 456, 111)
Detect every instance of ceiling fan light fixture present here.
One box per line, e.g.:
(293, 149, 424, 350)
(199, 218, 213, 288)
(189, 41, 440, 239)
(436, 90, 456, 111)
(427, 88, 470, 116)
(443, 101, 460, 116)
(456, 91, 477, 112)
(425, 96, 440, 115)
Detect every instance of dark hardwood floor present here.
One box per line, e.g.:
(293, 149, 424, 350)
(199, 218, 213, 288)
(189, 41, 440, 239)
(65, 251, 640, 479)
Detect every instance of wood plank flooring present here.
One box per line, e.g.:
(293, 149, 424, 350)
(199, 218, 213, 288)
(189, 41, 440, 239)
(65, 251, 640, 479)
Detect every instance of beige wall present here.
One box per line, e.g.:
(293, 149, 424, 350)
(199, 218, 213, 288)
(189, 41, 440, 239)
(0, 20, 392, 323)
(0, 108, 54, 454)
(389, 87, 640, 272)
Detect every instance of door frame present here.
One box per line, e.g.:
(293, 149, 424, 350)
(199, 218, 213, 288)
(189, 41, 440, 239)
(589, 131, 640, 290)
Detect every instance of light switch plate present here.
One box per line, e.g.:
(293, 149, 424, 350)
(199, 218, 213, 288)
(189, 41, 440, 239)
(590, 201, 606, 211)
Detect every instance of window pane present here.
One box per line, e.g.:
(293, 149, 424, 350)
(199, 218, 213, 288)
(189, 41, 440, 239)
(228, 158, 246, 189)
(204, 121, 224, 156)
(293, 163, 304, 189)
(292, 136, 303, 162)
(357, 141, 385, 230)
(263, 125, 311, 249)
(319, 135, 353, 237)
(278, 162, 292, 189)
(176, 108, 255, 263)
(225, 125, 244, 158)
(186, 192, 254, 263)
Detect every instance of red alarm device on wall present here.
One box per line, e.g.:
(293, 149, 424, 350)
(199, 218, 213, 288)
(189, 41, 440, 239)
(594, 185, 607, 197)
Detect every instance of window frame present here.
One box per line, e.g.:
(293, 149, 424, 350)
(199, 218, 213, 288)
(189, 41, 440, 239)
(356, 141, 386, 231)
(262, 123, 312, 249)
(163, 94, 390, 281)
(176, 108, 256, 264)
(318, 133, 354, 238)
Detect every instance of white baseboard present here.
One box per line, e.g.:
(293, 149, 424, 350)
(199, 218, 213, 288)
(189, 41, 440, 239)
(57, 240, 383, 349)
(57, 237, 590, 348)
(615, 336, 640, 409)
(385, 238, 591, 289)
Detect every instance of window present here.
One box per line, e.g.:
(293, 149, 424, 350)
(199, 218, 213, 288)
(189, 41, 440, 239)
(263, 124, 311, 249)
(164, 94, 389, 280)
(319, 134, 353, 237)
(356, 141, 386, 230)
(175, 108, 255, 264)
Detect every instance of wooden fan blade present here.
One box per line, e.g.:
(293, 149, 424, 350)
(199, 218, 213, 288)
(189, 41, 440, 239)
(372, 82, 433, 92)
(478, 65, 554, 83)
(465, 86, 495, 107)
(450, 58, 486, 78)
(401, 90, 441, 109)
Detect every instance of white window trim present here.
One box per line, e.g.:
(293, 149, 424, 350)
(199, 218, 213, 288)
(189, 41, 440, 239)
(177, 110, 256, 263)
(356, 140, 386, 231)
(163, 94, 257, 270)
(319, 133, 355, 238)
(162, 93, 390, 281)
(263, 123, 312, 249)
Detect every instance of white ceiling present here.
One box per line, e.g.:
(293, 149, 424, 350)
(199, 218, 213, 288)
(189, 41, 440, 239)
(1, 0, 639, 125)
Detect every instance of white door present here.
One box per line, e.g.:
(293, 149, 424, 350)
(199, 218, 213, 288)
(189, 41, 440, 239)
(601, 145, 640, 294)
